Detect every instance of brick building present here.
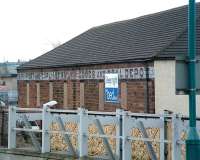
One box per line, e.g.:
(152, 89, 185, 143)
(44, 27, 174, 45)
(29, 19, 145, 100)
(17, 4, 200, 114)
(0, 62, 24, 105)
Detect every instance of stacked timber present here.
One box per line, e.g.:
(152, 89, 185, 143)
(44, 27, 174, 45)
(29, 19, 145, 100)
(50, 123, 160, 159)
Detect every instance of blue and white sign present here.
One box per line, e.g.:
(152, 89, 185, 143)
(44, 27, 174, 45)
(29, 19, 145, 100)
(105, 73, 119, 103)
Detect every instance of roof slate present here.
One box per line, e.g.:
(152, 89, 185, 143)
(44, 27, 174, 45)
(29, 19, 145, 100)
(18, 3, 200, 70)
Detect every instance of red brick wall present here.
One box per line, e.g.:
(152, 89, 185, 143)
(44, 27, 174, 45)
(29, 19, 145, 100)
(148, 80, 155, 113)
(18, 62, 155, 113)
(127, 80, 154, 113)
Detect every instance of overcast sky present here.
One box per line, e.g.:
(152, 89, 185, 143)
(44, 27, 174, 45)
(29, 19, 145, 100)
(0, 0, 199, 62)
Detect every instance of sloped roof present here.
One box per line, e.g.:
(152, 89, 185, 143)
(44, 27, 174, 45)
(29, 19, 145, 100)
(19, 3, 200, 70)
(158, 17, 200, 58)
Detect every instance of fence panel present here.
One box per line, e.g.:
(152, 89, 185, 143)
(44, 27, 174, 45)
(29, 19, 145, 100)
(8, 104, 198, 160)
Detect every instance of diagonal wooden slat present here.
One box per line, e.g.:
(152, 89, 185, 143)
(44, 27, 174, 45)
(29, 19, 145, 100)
(137, 120, 157, 160)
(22, 114, 41, 152)
(56, 116, 77, 156)
(94, 119, 115, 160)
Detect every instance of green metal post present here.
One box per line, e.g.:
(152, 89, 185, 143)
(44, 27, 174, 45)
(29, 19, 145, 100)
(186, 0, 200, 159)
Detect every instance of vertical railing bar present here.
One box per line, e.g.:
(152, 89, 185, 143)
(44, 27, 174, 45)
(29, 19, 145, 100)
(8, 106, 16, 149)
(116, 109, 123, 160)
(160, 115, 165, 160)
(122, 111, 132, 160)
(172, 114, 182, 160)
(42, 104, 52, 153)
(78, 108, 88, 158)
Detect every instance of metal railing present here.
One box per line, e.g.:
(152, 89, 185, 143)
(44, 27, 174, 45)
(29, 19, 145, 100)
(7, 103, 199, 160)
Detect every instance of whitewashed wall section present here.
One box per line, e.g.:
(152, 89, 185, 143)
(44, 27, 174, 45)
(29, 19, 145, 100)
(18, 67, 154, 81)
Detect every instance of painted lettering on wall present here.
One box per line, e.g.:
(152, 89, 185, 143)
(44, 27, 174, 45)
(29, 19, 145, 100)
(17, 67, 154, 80)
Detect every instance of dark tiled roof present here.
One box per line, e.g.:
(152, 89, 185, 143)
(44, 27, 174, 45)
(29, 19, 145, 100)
(19, 3, 200, 70)
(158, 18, 200, 58)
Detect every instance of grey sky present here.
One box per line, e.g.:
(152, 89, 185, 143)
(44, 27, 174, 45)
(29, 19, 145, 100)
(0, 0, 199, 62)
